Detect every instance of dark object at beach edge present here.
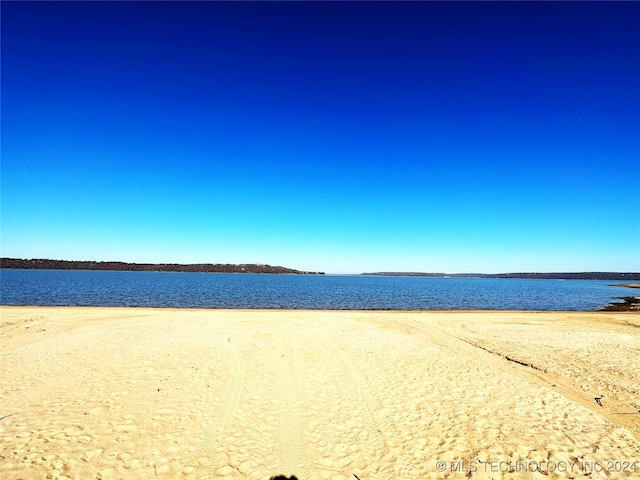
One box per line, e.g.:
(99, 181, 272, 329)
(601, 297, 640, 312)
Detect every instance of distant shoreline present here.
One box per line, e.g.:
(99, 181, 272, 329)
(0, 258, 325, 275)
(362, 272, 640, 281)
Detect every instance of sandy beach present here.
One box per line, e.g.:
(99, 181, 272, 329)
(1, 307, 638, 480)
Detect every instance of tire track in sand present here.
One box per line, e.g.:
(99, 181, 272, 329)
(171, 338, 246, 479)
(271, 333, 313, 480)
(329, 343, 398, 480)
(307, 326, 398, 480)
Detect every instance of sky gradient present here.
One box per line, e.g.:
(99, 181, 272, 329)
(2, 1, 639, 274)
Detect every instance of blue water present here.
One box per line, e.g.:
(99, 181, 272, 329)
(0, 269, 634, 310)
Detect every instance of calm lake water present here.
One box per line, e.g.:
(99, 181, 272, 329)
(0, 269, 634, 311)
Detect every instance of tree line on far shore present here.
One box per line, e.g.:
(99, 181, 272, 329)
(0, 258, 324, 275)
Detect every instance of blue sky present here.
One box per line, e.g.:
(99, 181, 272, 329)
(2, 1, 638, 274)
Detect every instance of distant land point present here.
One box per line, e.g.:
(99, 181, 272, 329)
(0, 258, 324, 275)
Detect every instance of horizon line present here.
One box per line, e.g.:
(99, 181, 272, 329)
(1, 258, 638, 278)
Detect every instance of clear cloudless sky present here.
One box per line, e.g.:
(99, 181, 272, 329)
(1, 1, 639, 274)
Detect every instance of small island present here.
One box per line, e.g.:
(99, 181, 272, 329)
(0, 258, 324, 275)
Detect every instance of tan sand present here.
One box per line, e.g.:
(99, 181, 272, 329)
(1, 307, 638, 480)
